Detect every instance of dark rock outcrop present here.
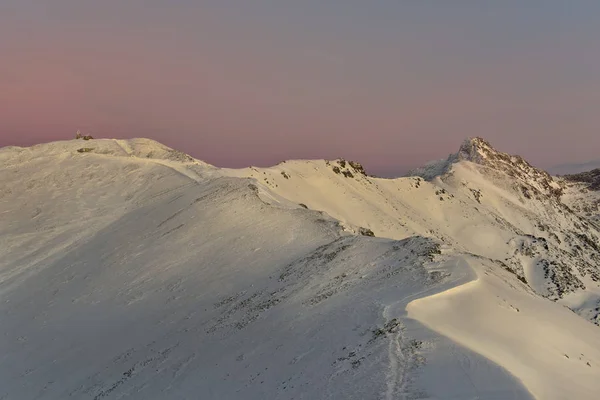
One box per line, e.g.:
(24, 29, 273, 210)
(563, 168, 600, 191)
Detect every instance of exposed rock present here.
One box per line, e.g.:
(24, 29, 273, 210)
(330, 159, 366, 178)
(358, 227, 375, 237)
(75, 130, 94, 140)
(563, 168, 600, 191)
(348, 161, 366, 176)
(409, 137, 564, 200)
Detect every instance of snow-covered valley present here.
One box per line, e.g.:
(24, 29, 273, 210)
(1, 138, 599, 399)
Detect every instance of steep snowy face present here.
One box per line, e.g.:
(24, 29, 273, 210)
(414, 139, 600, 321)
(3, 138, 600, 400)
(0, 140, 540, 400)
(455, 136, 495, 164)
(408, 137, 562, 200)
(466, 138, 562, 198)
(425, 137, 564, 200)
(222, 138, 600, 327)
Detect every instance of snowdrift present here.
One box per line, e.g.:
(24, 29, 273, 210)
(2, 138, 600, 399)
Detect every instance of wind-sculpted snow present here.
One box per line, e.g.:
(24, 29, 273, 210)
(225, 139, 600, 326)
(407, 255, 600, 400)
(1, 138, 599, 399)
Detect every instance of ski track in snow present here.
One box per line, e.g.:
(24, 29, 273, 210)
(383, 257, 476, 400)
(2, 138, 600, 399)
(385, 325, 405, 400)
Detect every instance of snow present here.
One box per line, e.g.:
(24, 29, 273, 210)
(408, 256, 600, 400)
(1, 138, 600, 399)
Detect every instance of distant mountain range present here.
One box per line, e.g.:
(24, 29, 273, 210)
(1, 137, 600, 399)
(564, 168, 600, 191)
(548, 159, 600, 176)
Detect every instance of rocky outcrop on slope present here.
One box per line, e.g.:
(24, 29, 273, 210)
(563, 168, 600, 191)
(326, 159, 367, 178)
(558, 169, 600, 223)
(505, 234, 600, 298)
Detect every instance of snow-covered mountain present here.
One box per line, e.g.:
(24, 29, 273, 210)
(563, 168, 600, 191)
(1, 137, 600, 400)
(559, 167, 600, 229)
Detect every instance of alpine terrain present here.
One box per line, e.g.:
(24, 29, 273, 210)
(1, 137, 600, 400)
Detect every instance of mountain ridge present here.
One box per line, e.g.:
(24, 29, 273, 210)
(564, 168, 600, 191)
(548, 159, 600, 176)
(2, 136, 600, 399)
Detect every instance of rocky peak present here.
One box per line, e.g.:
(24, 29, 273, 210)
(408, 137, 505, 180)
(410, 137, 564, 200)
(457, 137, 533, 171)
(456, 137, 496, 164)
(459, 137, 564, 200)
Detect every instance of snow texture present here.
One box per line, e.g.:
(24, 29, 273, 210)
(1, 137, 600, 399)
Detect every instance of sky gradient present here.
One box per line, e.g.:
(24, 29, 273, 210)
(1, 1, 599, 176)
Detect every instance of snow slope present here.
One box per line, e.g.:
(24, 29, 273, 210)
(408, 255, 600, 400)
(224, 139, 600, 317)
(1, 138, 600, 399)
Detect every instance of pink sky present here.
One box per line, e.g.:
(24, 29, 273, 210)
(1, 2, 599, 176)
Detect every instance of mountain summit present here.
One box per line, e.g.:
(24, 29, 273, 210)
(455, 136, 497, 163)
(408, 136, 511, 179)
(1, 137, 600, 400)
(409, 137, 563, 199)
